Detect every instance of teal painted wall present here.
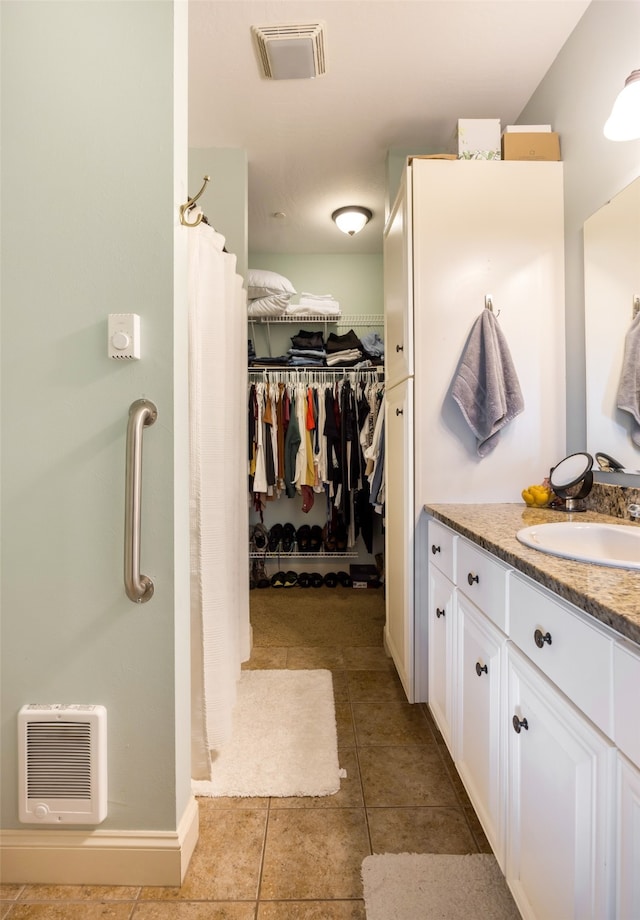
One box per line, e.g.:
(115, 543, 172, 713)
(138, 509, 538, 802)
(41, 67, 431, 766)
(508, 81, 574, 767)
(1, 0, 191, 832)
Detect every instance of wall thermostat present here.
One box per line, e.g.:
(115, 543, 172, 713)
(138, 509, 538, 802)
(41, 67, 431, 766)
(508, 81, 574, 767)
(108, 313, 140, 360)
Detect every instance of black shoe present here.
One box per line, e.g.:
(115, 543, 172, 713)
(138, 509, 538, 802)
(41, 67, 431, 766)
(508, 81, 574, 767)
(297, 572, 311, 587)
(337, 570, 352, 587)
(282, 523, 296, 552)
(270, 571, 286, 587)
(309, 525, 323, 552)
(297, 525, 311, 552)
(323, 572, 338, 587)
(268, 523, 283, 552)
(310, 572, 324, 588)
(283, 570, 297, 587)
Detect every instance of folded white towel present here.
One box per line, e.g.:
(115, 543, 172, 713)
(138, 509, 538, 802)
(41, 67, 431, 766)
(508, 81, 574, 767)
(300, 292, 335, 300)
(298, 297, 340, 310)
(616, 312, 640, 447)
(451, 310, 524, 457)
(285, 303, 341, 316)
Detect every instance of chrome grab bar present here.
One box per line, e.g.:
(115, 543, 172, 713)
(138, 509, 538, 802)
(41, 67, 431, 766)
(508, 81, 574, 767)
(124, 398, 157, 603)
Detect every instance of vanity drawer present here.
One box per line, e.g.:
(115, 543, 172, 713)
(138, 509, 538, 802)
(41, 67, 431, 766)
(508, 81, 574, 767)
(613, 639, 640, 766)
(428, 519, 456, 581)
(456, 538, 509, 632)
(509, 573, 613, 735)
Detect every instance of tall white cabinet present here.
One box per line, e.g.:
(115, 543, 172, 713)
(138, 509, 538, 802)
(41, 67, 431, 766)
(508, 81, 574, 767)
(384, 159, 566, 702)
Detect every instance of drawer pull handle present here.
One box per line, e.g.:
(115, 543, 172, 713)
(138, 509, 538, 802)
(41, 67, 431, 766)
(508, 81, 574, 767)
(534, 629, 552, 648)
(396, 408, 403, 416)
(467, 572, 479, 586)
(436, 607, 445, 619)
(512, 714, 529, 734)
(431, 544, 441, 555)
(396, 344, 404, 352)
(475, 661, 488, 677)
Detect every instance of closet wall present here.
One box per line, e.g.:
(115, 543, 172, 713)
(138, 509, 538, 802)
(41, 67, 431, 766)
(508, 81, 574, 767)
(247, 252, 385, 575)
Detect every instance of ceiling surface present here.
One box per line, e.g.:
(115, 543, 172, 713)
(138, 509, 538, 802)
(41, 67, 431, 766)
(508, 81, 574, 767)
(189, 0, 589, 254)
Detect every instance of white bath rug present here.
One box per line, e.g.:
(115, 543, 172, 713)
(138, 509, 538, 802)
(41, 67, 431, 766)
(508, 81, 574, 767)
(192, 669, 343, 797)
(361, 853, 520, 920)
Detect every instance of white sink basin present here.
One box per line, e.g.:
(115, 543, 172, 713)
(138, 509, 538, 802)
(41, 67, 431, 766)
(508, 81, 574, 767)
(516, 521, 640, 570)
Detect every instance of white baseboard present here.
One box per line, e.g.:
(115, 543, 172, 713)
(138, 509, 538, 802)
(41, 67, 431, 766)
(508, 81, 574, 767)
(0, 795, 199, 886)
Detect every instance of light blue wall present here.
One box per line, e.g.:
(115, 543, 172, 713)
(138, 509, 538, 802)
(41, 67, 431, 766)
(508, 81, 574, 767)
(0, 0, 190, 833)
(517, 0, 640, 454)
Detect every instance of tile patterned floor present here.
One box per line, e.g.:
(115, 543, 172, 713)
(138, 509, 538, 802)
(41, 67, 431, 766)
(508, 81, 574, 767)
(0, 587, 491, 919)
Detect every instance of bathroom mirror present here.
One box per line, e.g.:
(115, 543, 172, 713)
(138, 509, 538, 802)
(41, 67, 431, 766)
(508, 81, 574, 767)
(584, 176, 640, 475)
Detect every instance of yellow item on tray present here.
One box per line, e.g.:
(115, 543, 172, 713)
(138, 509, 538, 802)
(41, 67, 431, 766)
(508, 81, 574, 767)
(521, 484, 552, 507)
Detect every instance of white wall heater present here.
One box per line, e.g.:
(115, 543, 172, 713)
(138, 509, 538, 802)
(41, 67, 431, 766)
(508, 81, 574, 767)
(18, 704, 107, 825)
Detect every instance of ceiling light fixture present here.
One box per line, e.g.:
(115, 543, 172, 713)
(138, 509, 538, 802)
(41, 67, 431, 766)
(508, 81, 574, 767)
(331, 206, 373, 236)
(604, 69, 640, 141)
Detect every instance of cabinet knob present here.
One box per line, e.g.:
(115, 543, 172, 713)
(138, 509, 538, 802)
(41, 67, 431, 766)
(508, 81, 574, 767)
(512, 714, 529, 734)
(467, 572, 479, 586)
(435, 607, 445, 619)
(534, 629, 552, 648)
(395, 344, 404, 352)
(475, 661, 488, 677)
(431, 544, 441, 555)
(396, 408, 403, 416)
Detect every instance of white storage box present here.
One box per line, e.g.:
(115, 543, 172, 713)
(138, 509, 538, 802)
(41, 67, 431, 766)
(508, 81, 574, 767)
(454, 118, 501, 160)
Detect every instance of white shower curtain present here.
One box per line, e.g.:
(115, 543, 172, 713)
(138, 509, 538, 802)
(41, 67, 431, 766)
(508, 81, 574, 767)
(187, 210, 251, 781)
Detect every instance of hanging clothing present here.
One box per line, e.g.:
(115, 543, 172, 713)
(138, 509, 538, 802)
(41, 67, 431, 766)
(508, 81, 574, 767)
(248, 371, 385, 547)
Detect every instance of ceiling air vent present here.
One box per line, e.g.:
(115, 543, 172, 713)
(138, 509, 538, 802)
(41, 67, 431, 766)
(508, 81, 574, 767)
(252, 23, 326, 80)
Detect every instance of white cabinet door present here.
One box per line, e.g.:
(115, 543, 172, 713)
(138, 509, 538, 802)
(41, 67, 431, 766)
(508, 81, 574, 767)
(384, 378, 414, 701)
(457, 594, 506, 869)
(617, 753, 640, 919)
(383, 168, 413, 388)
(427, 565, 455, 754)
(506, 644, 615, 920)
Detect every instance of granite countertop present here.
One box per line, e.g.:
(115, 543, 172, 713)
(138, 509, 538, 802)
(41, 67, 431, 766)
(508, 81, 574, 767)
(424, 503, 640, 647)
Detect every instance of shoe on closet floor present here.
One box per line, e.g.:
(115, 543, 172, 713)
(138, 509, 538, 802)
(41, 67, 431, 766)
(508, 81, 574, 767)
(283, 570, 297, 587)
(310, 572, 324, 588)
(323, 572, 338, 587)
(337, 570, 352, 587)
(297, 572, 311, 588)
(270, 571, 286, 588)
(252, 558, 270, 589)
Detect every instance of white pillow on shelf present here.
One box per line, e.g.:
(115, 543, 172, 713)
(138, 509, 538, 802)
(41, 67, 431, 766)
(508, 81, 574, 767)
(247, 268, 296, 300)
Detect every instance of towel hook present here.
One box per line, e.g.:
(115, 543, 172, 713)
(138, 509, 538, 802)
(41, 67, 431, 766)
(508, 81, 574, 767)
(180, 175, 210, 227)
(484, 295, 500, 318)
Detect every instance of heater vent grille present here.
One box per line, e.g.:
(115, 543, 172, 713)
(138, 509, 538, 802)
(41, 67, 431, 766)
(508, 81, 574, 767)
(252, 22, 326, 80)
(26, 721, 92, 799)
(18, 704, 107, 825)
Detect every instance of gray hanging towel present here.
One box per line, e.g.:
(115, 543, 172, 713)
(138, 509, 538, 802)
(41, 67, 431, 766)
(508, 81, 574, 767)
(616, 311, 640, 447)
(451, 309, 525, 457)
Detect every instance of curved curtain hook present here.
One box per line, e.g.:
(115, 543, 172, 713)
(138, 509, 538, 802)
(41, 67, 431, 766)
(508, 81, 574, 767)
(179, 175, 210, 227)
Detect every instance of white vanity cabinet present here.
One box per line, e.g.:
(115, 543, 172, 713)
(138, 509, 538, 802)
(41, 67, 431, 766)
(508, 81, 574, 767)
(613, 640, 640, 918)
(456, 594, 507, 868)
(426, 515, 640, 920)
(506, 643, 615, 920)
(426, 520, 456, 753)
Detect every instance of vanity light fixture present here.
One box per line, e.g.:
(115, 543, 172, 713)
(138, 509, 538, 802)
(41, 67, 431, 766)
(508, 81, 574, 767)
(331, 206, 373, 236)
(604, 69, 640, 141)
